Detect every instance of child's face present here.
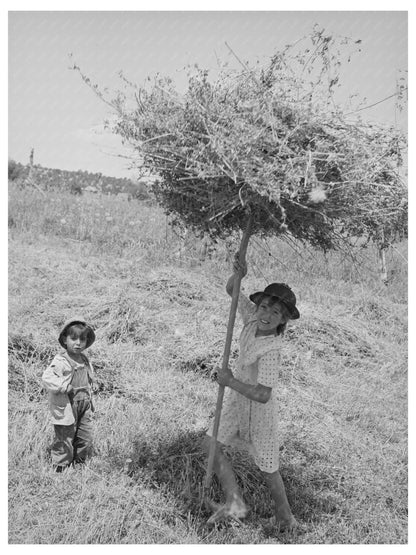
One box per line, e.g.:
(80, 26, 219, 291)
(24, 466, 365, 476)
(64, 331, 88, 356)
(256, 297, 288, 332)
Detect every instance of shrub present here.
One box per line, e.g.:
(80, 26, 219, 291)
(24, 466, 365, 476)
(8, 159, 22, 181)
(70, 182, 83, 195)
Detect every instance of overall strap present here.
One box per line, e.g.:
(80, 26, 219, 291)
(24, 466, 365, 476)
(80, 353, 94, 384)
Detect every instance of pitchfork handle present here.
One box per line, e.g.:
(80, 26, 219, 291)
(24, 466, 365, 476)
(204, 211, 253, 491)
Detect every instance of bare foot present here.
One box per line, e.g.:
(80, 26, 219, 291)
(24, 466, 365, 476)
(261, 515, 298, 534)
(207, 495, 248, 525)
(276, 516, 298, 533)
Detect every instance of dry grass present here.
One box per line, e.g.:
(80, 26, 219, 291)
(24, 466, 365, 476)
(8, 187, 407, 544)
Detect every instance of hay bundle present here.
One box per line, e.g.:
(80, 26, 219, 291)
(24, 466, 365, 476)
(128, 430, 270, 519)
(8, 332, 54, 364)
(78, 28, 407, 250)
(8, 333, 54, 400)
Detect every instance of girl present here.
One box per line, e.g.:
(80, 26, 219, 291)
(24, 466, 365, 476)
(42, 317, 96, 472)
(204, 258, 300, 532)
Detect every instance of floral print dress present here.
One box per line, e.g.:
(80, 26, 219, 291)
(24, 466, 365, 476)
(207, 293, 283, 473)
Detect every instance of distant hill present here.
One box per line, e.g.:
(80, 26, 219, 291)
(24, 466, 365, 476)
(8, 161, 152, 200)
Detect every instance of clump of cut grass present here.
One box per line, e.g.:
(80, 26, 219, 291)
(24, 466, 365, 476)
(177, 348, 239, 380)
(126, 429, 272, 522)
(8, 332, 55, 364)
(8, 357, 45, 403)
(105, 298, 168, 345)
(8, 334, 55, 402)
(178, 352, 222, 379)
(138, 273, 206, 305)
(287, 313, 377, 367)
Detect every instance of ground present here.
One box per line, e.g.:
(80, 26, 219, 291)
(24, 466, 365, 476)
(8, 188, 408, 544)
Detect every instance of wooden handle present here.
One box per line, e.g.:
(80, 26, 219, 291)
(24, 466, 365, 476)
(204, 211, 253, 491)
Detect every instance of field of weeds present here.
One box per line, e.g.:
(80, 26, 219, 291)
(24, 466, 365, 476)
(8, 186, 408, 544)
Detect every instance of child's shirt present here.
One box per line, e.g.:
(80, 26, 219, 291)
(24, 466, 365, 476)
(42, 353, 94, 425)
(208, 292, 284, 473)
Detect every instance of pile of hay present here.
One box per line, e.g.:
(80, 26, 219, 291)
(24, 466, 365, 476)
(126, 430, 271, 520)
(81, 28, 407, 251)
(8, 333, 55, 401)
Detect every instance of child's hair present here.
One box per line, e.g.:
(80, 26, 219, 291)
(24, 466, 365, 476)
(255, 294, 291, 336)
(64, 323, 90, 342)
(58, 318, 95, 349)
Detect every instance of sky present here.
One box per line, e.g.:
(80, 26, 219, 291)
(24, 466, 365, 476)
(7, 7, 408, 180)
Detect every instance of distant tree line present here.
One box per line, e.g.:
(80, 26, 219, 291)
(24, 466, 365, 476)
(8, 159, 152, 200)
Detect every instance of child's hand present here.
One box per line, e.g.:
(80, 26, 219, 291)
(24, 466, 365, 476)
(217, 366, 234, 387)
(226, 252, 247, 296)
(66, 384, 74, 394)
(233, 252, 247, 278)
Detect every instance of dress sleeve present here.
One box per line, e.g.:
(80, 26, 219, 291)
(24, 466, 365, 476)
(238, 292, 256, 326)
(42, 356, 72, 393)
(257, 349, 281, 389)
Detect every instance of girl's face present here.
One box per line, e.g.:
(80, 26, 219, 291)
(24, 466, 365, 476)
(64, 331, 87, 356)
(256, 297, 288, 333)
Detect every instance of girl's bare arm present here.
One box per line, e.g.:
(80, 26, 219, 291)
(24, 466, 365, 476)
(228, 376, 272, 403)
(217, 369, 272, 403)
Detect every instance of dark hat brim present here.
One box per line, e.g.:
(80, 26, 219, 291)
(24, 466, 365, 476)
(58, 318, 96, 348)
(249, 292, 300, 320)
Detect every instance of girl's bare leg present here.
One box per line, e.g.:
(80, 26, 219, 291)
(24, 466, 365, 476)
(263, 470, 297, 530)
(202, 436, 247, 521)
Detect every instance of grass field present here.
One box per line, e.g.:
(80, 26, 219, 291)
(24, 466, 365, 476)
(8, 186, 408, 544)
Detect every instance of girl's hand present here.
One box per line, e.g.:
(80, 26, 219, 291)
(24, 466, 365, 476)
(217, 366, 234, 387)
(233, 252, 247, 278)
(226, 252, 247, 296)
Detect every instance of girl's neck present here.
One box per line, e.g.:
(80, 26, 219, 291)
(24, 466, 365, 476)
(255, 327, 277, 337)
(66, 352, 85, 364)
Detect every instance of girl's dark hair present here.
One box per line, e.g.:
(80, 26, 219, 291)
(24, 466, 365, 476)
(255, 294, 290, 336)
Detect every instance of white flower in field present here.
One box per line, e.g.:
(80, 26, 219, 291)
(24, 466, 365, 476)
(128, 221, 135, 226)
(123, 458, 133, 473)
(106, 215, 113, 222)
(174, 327, 185, 337)
(60, 218, 67, 224)
(309, 186, 327, 203)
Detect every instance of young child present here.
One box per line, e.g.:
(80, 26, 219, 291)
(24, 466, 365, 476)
(42, 317, 96, 472)
(204, 258, 300, 532)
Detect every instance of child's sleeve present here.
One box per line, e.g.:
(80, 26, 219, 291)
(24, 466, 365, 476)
(238, 292, 256, 326)
(42, 356, 72, 393)
(257, 350, 281, 389)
